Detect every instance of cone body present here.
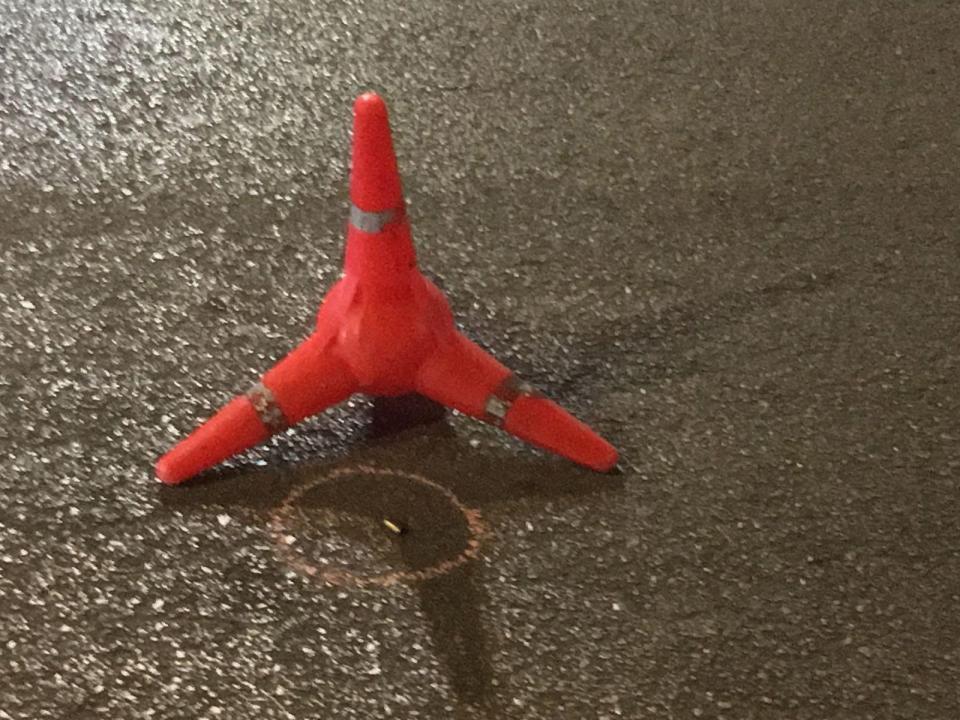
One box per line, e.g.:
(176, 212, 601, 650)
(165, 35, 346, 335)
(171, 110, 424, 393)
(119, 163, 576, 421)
(155, 92, 618, 484)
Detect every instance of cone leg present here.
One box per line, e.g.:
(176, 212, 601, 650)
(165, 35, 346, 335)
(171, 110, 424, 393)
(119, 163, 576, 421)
(260, 333, 357, 426)
(416, 333, 618, 472)
(155, 395, 273, 485)
(156, 334, 358, 485)
(502, 395, 619, 472)
(416, 332, 512, 417)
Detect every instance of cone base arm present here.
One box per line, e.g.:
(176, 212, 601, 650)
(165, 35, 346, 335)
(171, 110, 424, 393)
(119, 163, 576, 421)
(503, 395, 619, 472)
(155, 395, 271, 485)
(415, 331, 512, 417)
(262, 332, 358, 425)
(416, 332, 619, 472)
(156, 335, 359, 485)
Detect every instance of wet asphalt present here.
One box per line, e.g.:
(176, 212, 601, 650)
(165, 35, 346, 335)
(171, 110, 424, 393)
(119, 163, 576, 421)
(1, 1, 959, 718)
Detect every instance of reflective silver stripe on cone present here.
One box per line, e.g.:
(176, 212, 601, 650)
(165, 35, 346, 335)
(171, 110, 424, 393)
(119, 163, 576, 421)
(349, 203, 406, 233)
(246, 382, 288, 434)
(484, 374, 541, 426)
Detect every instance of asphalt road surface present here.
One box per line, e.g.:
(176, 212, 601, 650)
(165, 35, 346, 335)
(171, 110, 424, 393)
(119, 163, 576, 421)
(1, 1, 959, 718)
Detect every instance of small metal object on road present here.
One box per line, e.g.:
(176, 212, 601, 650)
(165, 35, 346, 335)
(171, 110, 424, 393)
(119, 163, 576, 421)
(382, 518, 405, 535)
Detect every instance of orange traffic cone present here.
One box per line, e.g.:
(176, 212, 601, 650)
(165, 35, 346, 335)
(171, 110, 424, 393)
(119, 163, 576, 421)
(155, 92, 618, 485)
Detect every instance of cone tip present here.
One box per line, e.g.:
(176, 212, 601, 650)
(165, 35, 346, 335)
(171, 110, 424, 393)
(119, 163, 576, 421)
(155, 454, 185, 485)
(354, 91, 387, 117)
(595, 445, 620, 473)
(349, 90, 402, 212)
